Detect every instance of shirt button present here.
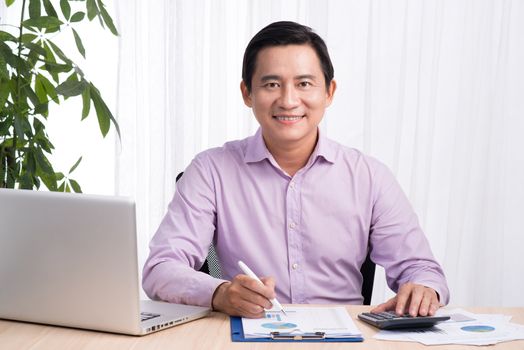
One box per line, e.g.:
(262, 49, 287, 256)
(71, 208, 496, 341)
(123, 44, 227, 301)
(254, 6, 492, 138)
(289, 181, 295, 189)
(289, 222, 296, 229)
(292, 263, 299, 270)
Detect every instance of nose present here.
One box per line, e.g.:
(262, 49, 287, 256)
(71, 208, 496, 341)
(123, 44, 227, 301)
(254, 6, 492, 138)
(277, 84, 300, 110)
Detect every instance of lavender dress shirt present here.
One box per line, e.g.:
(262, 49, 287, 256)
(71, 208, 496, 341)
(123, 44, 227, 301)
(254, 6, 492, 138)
(142, 129, 449, 307)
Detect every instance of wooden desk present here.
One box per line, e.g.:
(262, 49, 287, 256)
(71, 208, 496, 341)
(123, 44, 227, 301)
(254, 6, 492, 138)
(1, 306, 523, 349)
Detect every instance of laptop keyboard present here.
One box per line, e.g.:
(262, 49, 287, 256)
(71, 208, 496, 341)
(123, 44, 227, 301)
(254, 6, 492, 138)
(141, 312, 161, 322)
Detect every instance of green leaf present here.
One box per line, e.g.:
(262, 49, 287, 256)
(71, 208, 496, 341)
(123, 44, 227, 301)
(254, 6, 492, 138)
(68, 155, 82, 174)
(45, 25, 61, 34)
(29, 0, 41, 19)
(89, 84, 110, 137)
(33, 176, 41, 189)
(35, 134, 54, 153)
(38, 74, 59, 103)
(57, 181, 65, 192)
(97, 0, 118, 35)
(0, 53, 8, 78)
(81, 86, 90, 119)
(60, 0, 71, 20)
(13, 115, 25, 140)
(5, 0, 15, 7)
(33, 116, 44, 133)
(56, 79, 86, 97)
(42, 0, 58, 17)
(20, 172, 33, 189)
(25, 42, 47, 58)
(0, 31, 17, 42)
(42, 42, 58, 82)
(72, 28, 85, 58)
(23, 85, 40, 110)
(23, 16, 63, 30)
(36, 150, 53, 174)
(42, 61, 72, 74)
(22, 33, 38, 43)
(0, 119, 11, 135)
(47, 40, 72, 65)
(70, 11, 85, 23)
(86, 0, 98, 21)
(26, 151, 37, 173)
(35, 75, 47, 102)
(69, 179, 82, 193)
(55, 172, 65, 181)
(34, 102, 48, 117)
(0, 41, 17, 66)
(35, 149, 56, 188)
(0, 79, 10, 109)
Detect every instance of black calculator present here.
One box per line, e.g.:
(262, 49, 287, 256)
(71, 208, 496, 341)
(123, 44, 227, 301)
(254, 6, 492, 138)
(358, 311, 450, 330)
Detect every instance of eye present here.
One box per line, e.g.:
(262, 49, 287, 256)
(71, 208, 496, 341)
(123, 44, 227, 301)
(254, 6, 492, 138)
(298, 81, 312, 88)
(264, 82, 280, 89)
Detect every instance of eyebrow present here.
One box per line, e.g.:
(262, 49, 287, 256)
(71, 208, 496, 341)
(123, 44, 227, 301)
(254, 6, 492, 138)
(260, 75, 281, 82)
(259, 74, 318, 82)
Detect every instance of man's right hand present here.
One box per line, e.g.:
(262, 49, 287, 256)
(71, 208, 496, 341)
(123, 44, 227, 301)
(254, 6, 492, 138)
(211, 274, 276, 318)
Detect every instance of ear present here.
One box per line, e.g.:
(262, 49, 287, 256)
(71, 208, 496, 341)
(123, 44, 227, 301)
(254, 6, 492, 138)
(325, 79, 337, 107)
(240, 81, 253, 107)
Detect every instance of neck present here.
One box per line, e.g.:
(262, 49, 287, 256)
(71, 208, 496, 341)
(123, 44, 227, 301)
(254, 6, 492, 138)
(263, 130, 318, 177)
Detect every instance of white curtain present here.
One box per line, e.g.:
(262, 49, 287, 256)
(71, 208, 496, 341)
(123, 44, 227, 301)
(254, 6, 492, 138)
(114, 0, 524, 306)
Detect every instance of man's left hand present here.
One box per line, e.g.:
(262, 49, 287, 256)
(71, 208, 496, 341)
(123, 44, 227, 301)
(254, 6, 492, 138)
(371, 283, 441, 317)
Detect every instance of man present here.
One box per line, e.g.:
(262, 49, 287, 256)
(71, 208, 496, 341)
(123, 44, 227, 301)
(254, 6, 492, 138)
(143, 21, 449, 319)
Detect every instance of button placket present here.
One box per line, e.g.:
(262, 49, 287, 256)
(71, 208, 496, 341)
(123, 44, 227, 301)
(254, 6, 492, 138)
(286, 176, 304, 304)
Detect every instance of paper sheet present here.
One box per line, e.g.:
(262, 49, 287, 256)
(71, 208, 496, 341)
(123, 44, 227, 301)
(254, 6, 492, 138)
(374, 308, 524, 346)
(241, 306, 362, 339)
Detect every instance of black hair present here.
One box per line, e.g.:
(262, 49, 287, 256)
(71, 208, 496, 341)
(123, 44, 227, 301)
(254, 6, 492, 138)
(241, 21, 334, 92)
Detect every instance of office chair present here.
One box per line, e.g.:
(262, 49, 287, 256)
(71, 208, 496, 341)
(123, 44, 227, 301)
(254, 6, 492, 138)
(175, 171, 376, 305)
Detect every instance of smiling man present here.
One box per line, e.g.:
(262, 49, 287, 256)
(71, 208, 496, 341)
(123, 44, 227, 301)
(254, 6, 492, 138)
(142, 21, 449, 319)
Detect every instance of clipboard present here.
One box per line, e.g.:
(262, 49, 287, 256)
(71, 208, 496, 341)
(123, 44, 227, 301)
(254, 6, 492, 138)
(230, 316, 364, 342)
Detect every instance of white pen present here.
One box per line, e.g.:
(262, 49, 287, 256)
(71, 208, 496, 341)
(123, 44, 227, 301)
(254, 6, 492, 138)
(237, 260, 287, 316)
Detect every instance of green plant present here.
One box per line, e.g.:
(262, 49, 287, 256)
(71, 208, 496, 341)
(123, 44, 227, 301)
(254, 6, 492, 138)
(0, 0, 119, 192)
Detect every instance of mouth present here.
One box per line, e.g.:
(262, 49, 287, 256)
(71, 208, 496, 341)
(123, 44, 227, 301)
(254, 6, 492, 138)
(273, 115, 305, 123)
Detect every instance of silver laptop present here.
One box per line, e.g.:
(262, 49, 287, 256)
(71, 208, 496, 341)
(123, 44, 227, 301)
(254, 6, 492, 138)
(0, 188, 210, 335)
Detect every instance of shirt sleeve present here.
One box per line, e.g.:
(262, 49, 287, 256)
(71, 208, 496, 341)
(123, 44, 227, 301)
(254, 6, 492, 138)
(142, 154, 228, 307)
(368, 160, 450, 305)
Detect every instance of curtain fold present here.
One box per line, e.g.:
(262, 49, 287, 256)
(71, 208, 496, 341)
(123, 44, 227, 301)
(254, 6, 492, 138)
(115, 0, 524, 306)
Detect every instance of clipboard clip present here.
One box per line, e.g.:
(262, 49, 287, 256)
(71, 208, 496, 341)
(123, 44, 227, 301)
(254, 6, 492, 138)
(270, 331, 326, 340)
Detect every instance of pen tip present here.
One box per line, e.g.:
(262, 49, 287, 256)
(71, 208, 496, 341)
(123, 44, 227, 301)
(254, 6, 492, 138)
(281, 309, 288, 316)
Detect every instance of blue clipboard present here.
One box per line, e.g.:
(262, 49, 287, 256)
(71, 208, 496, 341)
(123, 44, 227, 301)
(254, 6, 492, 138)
(230, 316, 364, 342)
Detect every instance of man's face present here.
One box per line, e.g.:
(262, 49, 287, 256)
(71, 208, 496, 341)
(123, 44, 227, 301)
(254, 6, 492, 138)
(241, 44, 336, 150)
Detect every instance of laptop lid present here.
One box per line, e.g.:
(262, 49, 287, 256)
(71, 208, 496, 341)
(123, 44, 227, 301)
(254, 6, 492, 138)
(0, 188, 209, 335)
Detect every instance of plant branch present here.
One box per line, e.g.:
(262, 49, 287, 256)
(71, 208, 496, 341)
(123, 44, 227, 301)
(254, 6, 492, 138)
(9, 0, 28, 185)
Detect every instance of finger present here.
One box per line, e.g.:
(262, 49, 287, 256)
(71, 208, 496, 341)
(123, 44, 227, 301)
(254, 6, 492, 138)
(407, 286, 425, 317)
(233, 275, 273, 309)
(238, 275, 275, 304)
(235, 299, 266, 318)
(370, 297, 397, 313)
(224, 283, 268, 316)
(395, 284, 412, 316)
(428, 299, 440, 316)
(260, 276, 276, 297)
(418, 291, 433, 316)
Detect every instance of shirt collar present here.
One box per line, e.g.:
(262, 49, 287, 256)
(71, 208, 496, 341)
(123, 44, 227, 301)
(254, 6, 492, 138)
(244, 127, 336, 164)
(244, 128, 271, 163)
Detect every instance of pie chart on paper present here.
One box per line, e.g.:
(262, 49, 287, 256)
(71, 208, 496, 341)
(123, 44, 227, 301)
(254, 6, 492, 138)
(461, 325, 496, 333)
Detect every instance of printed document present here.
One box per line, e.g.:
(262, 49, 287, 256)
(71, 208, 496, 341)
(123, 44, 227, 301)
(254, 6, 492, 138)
(374, 308, 524, 346)
(241, 306, 362, 339)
